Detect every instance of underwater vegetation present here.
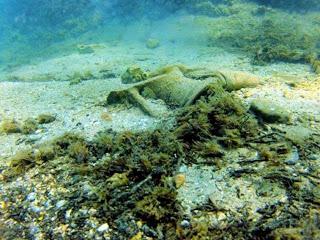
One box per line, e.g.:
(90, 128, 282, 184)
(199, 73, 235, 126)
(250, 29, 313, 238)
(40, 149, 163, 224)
(36, 114, 56, 124)
(0, 114, 56, 135)
(253, 0, 320, 11)
(206, 9, 320, 65)
(121, 67, 148, 84)
(2, 84, 319, 239)
(0, 119, 21, 134)
(1, 0, 319, 68)
(68, 70, 95, 85)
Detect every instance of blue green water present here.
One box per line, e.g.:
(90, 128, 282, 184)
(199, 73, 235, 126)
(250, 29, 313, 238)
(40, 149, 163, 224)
(0, 0, 319, 68)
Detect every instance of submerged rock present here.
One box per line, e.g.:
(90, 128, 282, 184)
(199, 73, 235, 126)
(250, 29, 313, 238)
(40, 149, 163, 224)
(77, 44, 95, 54)
(97, 223, 109, 233)
(250, 99, 292, 123)
(36, 114, 56, 124)
(0, 118, 21, 134)
(146, 38, 160, 49)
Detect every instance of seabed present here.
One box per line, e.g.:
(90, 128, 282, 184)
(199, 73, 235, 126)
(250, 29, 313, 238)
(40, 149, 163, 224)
(0, 2, 320, 240)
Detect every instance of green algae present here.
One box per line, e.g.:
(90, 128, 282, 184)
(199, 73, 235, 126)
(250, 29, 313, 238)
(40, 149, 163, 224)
(68, 70, 95, 85)
(36, 114, 56, 124)
(121, 67, 148, 84)
(77, 44, 95, 54)
(175, 84, 258, 153)
(21, 118, 39, 134)
(205, 9, 320, 65)
(0, 119, 21, 134)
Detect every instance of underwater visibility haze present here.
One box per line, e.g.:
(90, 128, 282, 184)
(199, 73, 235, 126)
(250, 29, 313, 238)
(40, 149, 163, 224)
(0, 0, 320, 239)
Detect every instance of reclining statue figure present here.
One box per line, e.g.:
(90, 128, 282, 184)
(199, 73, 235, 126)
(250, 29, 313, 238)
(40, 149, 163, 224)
(106, 65, 260, 117)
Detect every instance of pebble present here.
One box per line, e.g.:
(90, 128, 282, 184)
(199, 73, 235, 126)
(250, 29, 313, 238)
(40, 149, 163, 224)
(97, 223, 109, 233)
(179, 164, 188, 173)
(285, 147, 300, 165)
(174, 174, 186, 188)
(250, 99, 292, 123)
(30, 205, 42, 214)
(180, 220, 190, 228)
(27, 192, 37, 201)
(56, 200, 67, 209)
(65, 209, 72, 219)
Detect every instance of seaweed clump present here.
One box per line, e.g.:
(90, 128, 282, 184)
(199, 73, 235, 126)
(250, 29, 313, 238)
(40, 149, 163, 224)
(36, 113, 56, 124)
(0, 119, 21, 134)
(21, 118, 39, 134)
(175, 85, 258, 164)
(68, 71, 95, 85)
(121, 67, 148, 84)
(207, 9, 320, 65)
(2, 129, 184, 238)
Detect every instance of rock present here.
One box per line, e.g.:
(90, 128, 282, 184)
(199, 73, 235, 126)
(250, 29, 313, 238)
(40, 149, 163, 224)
(284, 126, 313, 145)
(250, 99, 292, 123)
(56, 200, 67, 209)
(174, 174, 186, 188)
(97, 223, 109, 233)
(77, 44, 95, 54)
(0, 119, 21, 134)
(180, 220, 190, 228)
(27, 192, 37, 201)
(146, 38, 160, 49)
(37, 114, 56, 124)
(284, 147, 299, 165)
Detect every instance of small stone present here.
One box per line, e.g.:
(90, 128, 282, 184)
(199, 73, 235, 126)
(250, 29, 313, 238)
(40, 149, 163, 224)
(30, 205, 41, 213)
(284, 147, 299, 165)
(100, 112, 112, 121)
(250, 99, 292, 123)
(284, 126, 313, 145)
(130, 231, 143, 240)
(0, 201, 8, 210)
(56, 200, 67, 209)
(243, 91, 253, 98)
(174, 174, 186, 188)
(77, 44, 95, 54)
(88, 208, 98, 216)
(37, 114, 56, 124)
(65, 209, 72, 220)
(216, 211, 226, 221)
(180, 220, 190, 228)
(146, 38, 160, 49)
(97, 223, 109, 233)
(29, 225, 40, 235)
(27, 192, 37, 201)
(178, 164, 188, 173)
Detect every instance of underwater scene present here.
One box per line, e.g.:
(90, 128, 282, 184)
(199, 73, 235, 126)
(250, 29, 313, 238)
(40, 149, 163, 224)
(0, 0, 320, 239)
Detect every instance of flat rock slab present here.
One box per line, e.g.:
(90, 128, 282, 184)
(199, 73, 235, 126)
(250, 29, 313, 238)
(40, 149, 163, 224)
(250, 99, 292, 124)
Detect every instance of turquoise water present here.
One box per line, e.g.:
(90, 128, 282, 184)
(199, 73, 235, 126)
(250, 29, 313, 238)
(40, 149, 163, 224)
(0, 0, 319, 68)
